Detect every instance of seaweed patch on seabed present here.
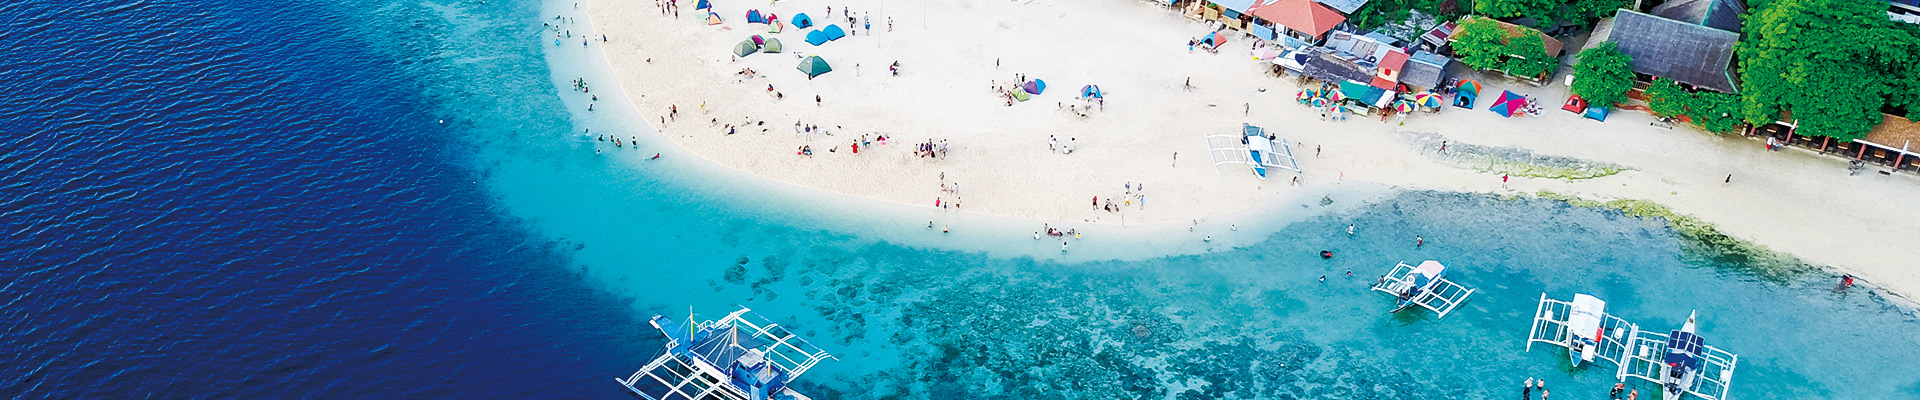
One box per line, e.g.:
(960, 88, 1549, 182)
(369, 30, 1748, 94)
(1401, 131, 1627, 180)
(1527, 190, 1818, 283)
(732, 247, 1463, 400)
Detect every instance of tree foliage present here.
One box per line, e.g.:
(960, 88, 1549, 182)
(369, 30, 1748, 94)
(1564, 0, 1632, 27)
(1347, 0, 1452, 31)
(1645, 78, 1690, 118)
(1453, 18, 1508, 70)
(1737, 0, 1920, 140)
(1571, 42, 1634, 107)
(1474, 0, 1556, 22)
(1645, 78, 1743, 133)
(1501, 32, 1557, 79)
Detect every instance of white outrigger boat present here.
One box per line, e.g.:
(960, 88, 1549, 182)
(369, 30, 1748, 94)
(1368, 260, 1477, 318)
(1528, 295, 1741, 400)
(1526, 293, 1634, 368)
(1205, 123, 1301, 180)
(1620, 310, 1740, 400)
(617, 307, 836, 400)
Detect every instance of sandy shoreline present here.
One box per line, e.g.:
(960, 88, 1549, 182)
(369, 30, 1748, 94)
(584, 0, 1920, 298)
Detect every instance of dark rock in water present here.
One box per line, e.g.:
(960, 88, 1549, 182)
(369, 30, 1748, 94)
(723, 263, 748, 285)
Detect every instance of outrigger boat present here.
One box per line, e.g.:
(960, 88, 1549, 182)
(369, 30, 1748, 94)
(1205, 123, 1301, 180)
(1620, 310, 1740, 400)
(1528, 294, 1741, 400)
(617, 307, 836, 400)
(1368, 260, 1477, 318)
(1526, 293, 1634, 369)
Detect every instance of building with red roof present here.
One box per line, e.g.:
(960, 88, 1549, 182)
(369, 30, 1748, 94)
(1248, 0, 1346, 41)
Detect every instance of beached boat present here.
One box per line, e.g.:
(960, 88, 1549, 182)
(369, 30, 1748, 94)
(1205, 123, 1300, 180)
(1527, 293, 1633, 369)
(616, 307, 835, 400)
(1368, 260, 1477, 318)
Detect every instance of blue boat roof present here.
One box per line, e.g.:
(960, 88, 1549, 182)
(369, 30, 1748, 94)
(1664, 331, 1705, 369)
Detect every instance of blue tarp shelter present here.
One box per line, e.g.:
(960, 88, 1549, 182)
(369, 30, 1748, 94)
(822, 24, 846, 40)
(792, 13, 814, 28)
(1583, 106, 1610, 121)
(805, 30, 830, 45)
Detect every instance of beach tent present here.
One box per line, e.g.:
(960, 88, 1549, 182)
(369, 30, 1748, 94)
(1583, 106, 1610, 121)
(792, 13, 814, 29)
(1011, 90, 1031, 102)
(1488, 90, 1526, 117)
(805, 30, 830, 45)
(1081, 85, 1102, 99)
(1452, 90, 1476, 109)
(769, 20, 783, 33)
(1562, 96, 1588, 114)
(822, 24, 846, 40)
(707, 12, 723, 25)
(765, 13, 778, 23)
(1023, 79, 1047, 95)
(797, 55, 832, 78)
(762, 38, 783, 53)
(751, 35, 765, 46)
(1415, 92, 1443, 109)
(747, 10, 765, 24)
(696, 0, 709, 10)
(733, 40, 758, 57)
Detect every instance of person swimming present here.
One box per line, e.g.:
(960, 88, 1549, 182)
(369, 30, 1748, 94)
(1320, 250, 1333, 259)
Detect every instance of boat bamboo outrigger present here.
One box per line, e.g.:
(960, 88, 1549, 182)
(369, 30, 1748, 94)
(1526, 293, 1634, 368)
(1368, 260, 1477, 318)
(616, 307, 836, 400)
(1205, 123, 1301, 180)
(1619, 310, 1740, 400)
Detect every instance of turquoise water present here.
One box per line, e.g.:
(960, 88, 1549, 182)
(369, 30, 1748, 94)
(468, 1, 1920, 399)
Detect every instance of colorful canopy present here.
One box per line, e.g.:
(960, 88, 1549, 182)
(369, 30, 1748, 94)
(1201, 31, 1227, 46)
(1394, 101, 1414, 113)
(733, 40, 758, 57)
(747, 10, 765, 24)
(1329, 89, 1346, 102)
(1584, 106, 1610, 121)
(791, 13, 814, 29)
(805, 30, 830, 45)
(1297, 89, 1313, 100)
(1415, 92, 1443, 109)
(1488, 90, 1526, 118)
(1455, 79, 1481, 95)
(1081, 85, 1102, 98)
(797, 55, 832, 78)
(1023, 79, 1047, 95)
(1310, 97, 1329, 107)
(706, 12, 723, 25)
(762, 38, 783, 53)
(822, 24, 846, 40)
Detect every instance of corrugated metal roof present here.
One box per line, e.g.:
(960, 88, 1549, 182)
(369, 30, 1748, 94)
(1313, 0, 1369, 14)
(1650, 0, 1745, 32)
(1587, 10, 1740, 93)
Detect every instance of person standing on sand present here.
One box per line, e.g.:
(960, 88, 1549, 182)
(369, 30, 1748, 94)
(1092, 196, 1098, 210)
(816, 95, 822, 106)
(1049, 135, 1057, 152)
(1172, 152, 1177, 167)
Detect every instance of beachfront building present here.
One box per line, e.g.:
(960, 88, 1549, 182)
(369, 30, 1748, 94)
(1247, 0, 1348, 41)
(1582, 10, 1740, 94)
(1445, 16, 1565, 82)
(1890, 0, 1920, 24)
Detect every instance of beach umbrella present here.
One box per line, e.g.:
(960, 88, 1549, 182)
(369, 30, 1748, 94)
(805, 30, 830, 46)
(1329, 89, 1347, 102)
(1455, 79, 1481, 95)
(1488, 90, 1525, 117)
(1022, 79, 1047, 95)
(1296, 89, 1312, 101)
(696, 0, 710, 10)
(1395, 101, 1414, 113)
(822, 24, 846, 40)
(797, 55, 832, 78)
(1081, 85, 1102, 99)
(1415, 92, 1443, 109)
(1310, 98, 1329, 107)
(792, 13, 814, 29)
(762, 38, 783, 53)
(733, 40, 758, 57)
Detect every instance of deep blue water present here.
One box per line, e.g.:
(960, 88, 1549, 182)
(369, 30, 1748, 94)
(5, 0, 1920, 398)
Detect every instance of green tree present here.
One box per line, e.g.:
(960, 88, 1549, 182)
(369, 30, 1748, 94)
(1501, 32, 1558, 79)
(1475, 0, 1557, 22)
(1571, 42, 1634, 107)
(1453, 17, 1507, 70)
(1645, 78, 1690, 118)
(1737, 0, 1920, 140)
(1348, 0, 1448, 30)
(1692, 92, 1744, 133)
(1565, 0, 1632, 26)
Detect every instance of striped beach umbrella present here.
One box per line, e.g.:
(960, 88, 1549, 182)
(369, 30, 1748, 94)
(1297, 89, 1313, 100)
(1329, 89, 1347, 102)
(1310, 98, 1329, 107)
(1394, 101, 1414, 113)
(1415, 92, 1443, 109)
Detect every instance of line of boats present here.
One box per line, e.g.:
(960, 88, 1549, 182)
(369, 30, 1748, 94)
(1366, 259, 1739, 400)
(618, 259, 1738, 400)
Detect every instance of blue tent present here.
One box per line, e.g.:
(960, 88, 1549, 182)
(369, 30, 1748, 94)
(1080, 85, 1102, 98)
(822, 24, 846, 40)
(1584, 106, 1610, 121)
(696, 0, 709, 10)
(791, 13, 814, 29)
(747, 10, 765, 24)
(797, 55, 832, 79)
(805, 30, 830, 46)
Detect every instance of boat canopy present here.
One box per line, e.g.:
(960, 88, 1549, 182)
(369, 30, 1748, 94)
(1569, 294, 1607, 339)
(1664, 331, 1705, 369)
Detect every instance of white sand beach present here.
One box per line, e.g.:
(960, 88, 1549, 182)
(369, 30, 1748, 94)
(586, 0, 1920, 298)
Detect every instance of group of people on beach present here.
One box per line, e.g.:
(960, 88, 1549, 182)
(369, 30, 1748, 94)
(1091, 182, 1146, 214)
(915, 139, 949, 159)
(1047, 135, 1078, 155)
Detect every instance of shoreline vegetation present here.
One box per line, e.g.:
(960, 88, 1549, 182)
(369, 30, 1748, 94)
(1526, 190, 1816, 284)
(1405, 131, 1627, 180)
